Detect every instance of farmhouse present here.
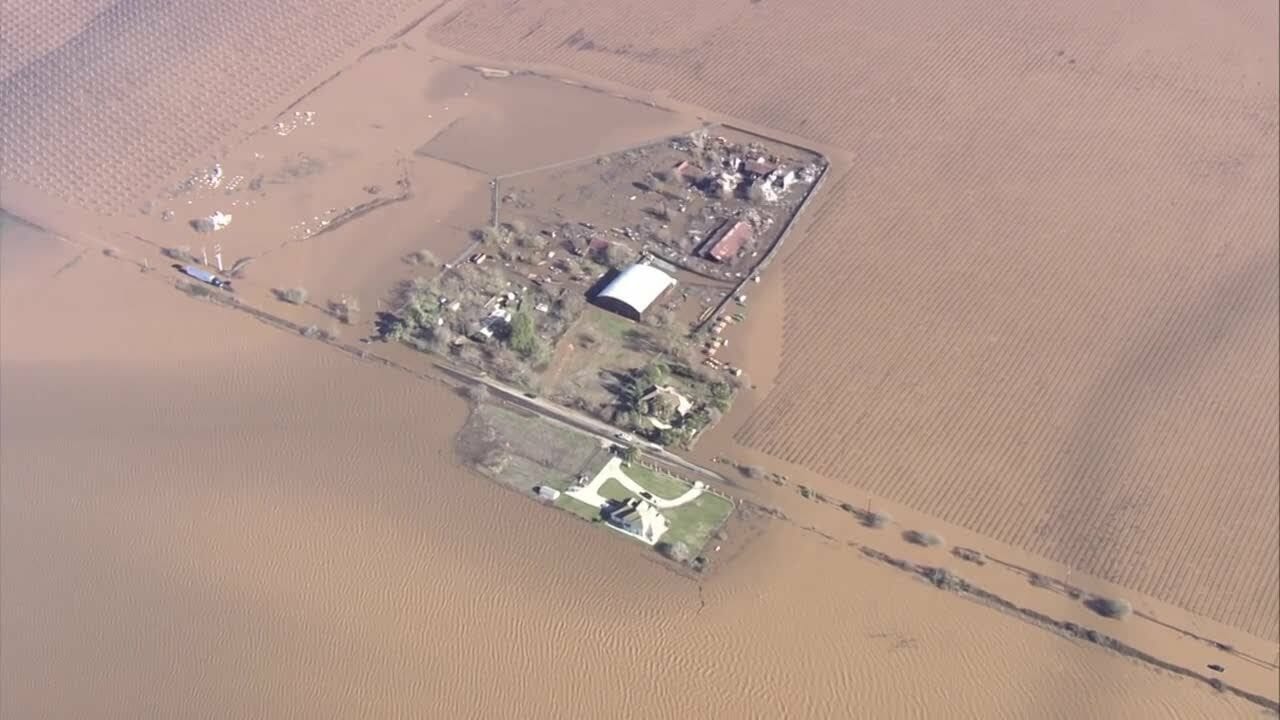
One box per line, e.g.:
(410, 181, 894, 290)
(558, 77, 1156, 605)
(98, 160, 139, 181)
(605, 497, 669, 544)
(593, 263, 677, 321)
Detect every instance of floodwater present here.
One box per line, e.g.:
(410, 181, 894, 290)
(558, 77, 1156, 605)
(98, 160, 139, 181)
(0, 222, 1256, 718)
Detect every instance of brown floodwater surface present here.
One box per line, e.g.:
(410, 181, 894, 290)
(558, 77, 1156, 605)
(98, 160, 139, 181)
(0, 226, 1258, 718)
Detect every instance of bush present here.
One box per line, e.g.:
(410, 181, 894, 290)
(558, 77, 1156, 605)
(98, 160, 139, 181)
(738, 464, 765, 480)
(102, 247, 119, 258)
(474, 226, 504, 244)
(863, 511, 892, 529)
(952, 547, 986, 565)
(299, 324, 321, 338)
(465, 384, 489, 402)
(655, 541, 691, 563)
(507, 311, 539, 358)
(404, 249, 437, 266)
(275, 287, 308, 305)
(904, 529, 944, 547)
(328, 295, 359, 324)
(924, 567, 965, 591)
(162, 246, 197, 263)
(1086, 596, 1132, 620)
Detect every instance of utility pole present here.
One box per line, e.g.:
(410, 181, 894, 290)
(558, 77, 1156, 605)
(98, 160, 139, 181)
(201, 246, 209, 266)
(213, 244, 223, 272)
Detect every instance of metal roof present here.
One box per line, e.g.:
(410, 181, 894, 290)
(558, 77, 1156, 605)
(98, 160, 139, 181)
(597, 264, 677, 317)
(708, 221, 752, 262)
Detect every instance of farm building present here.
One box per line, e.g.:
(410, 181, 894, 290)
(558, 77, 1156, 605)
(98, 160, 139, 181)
(593, 263, 677, 321)
(606, 498, 669, 544)
(706, 220, 753, 263)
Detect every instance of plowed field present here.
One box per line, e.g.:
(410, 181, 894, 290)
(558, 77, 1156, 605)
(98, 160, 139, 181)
(427, 0, 1280, 640)
(0, 0, 435, 214)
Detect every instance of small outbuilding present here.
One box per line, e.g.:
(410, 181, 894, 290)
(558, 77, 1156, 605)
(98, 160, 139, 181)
(706, 220, 752, 263)
(593, 263, 677, 321)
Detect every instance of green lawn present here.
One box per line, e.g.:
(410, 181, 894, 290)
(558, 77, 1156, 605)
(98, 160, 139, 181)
(660, 493, 733, 551)
(597, 478, 635, 503)
(588, 308, 634, 341)
(620, 463, 692, 500)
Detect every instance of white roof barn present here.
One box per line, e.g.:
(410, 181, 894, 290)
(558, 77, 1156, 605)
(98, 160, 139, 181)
(593, 264, 677, 321)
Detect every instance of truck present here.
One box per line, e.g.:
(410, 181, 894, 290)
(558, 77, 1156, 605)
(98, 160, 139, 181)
(180, 265, 231, 290)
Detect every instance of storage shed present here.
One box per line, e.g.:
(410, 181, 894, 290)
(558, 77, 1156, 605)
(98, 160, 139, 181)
(593, 264, 677, 321)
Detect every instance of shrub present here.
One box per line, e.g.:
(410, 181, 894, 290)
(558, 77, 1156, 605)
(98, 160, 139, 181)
(162, 246, 197, 264)
(466, 384, 489, 402)
(924, 567, 964, 591)
(102, 247, 119, 258)
(404, 249, 437, 266)
(275, 287, 308, 305)
(1086, 595, 1132, 620)
(738, 464, 765, 480)
(904, 529, 944, 547)
(595, 241, 637, 268)
(863, 511, 892, 529)
(328, 295, 359, 324)
(656, 541, 691, 563)
(507, 311, 539, 358)
(952, 547, 987, 565)
(1029, 573, 1053, 589)
(474, 226, 504, 244)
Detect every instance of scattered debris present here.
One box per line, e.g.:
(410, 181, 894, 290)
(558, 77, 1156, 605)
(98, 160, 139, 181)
(191, 211, 232, 233)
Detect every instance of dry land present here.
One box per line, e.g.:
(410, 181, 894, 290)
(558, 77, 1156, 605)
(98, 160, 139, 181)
(458, 400, 732, 561)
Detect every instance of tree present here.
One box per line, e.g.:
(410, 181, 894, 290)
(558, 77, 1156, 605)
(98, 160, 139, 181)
(596, 241, 637, 268)
(646, 392, 682, 422)
(507, 310, 539, 359)
(640, 359, 668, 388)
(621, 445, 641, 465)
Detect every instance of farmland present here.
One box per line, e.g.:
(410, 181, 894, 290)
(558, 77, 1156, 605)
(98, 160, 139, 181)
(426, 0, 1280, 640)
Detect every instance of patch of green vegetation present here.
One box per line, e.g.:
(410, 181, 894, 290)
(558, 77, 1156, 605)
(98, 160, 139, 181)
(597, 478, 635, 504)
(555, 494, 601, 522)
(590, 309, 633, 342)
(620, 463, 692, 500)
(661, 493, 733, 551)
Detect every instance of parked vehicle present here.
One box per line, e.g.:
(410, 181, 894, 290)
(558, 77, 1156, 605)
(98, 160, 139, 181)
(180, 265, 231, 289)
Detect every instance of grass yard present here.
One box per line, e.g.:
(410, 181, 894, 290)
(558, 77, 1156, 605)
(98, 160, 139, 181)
(555, 493, 602, 522)
(660, 493, 733, 551)
(620, 463, 692, 499)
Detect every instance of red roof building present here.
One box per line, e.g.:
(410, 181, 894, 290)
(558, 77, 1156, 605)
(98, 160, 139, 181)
(707, 220, 752, 263)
